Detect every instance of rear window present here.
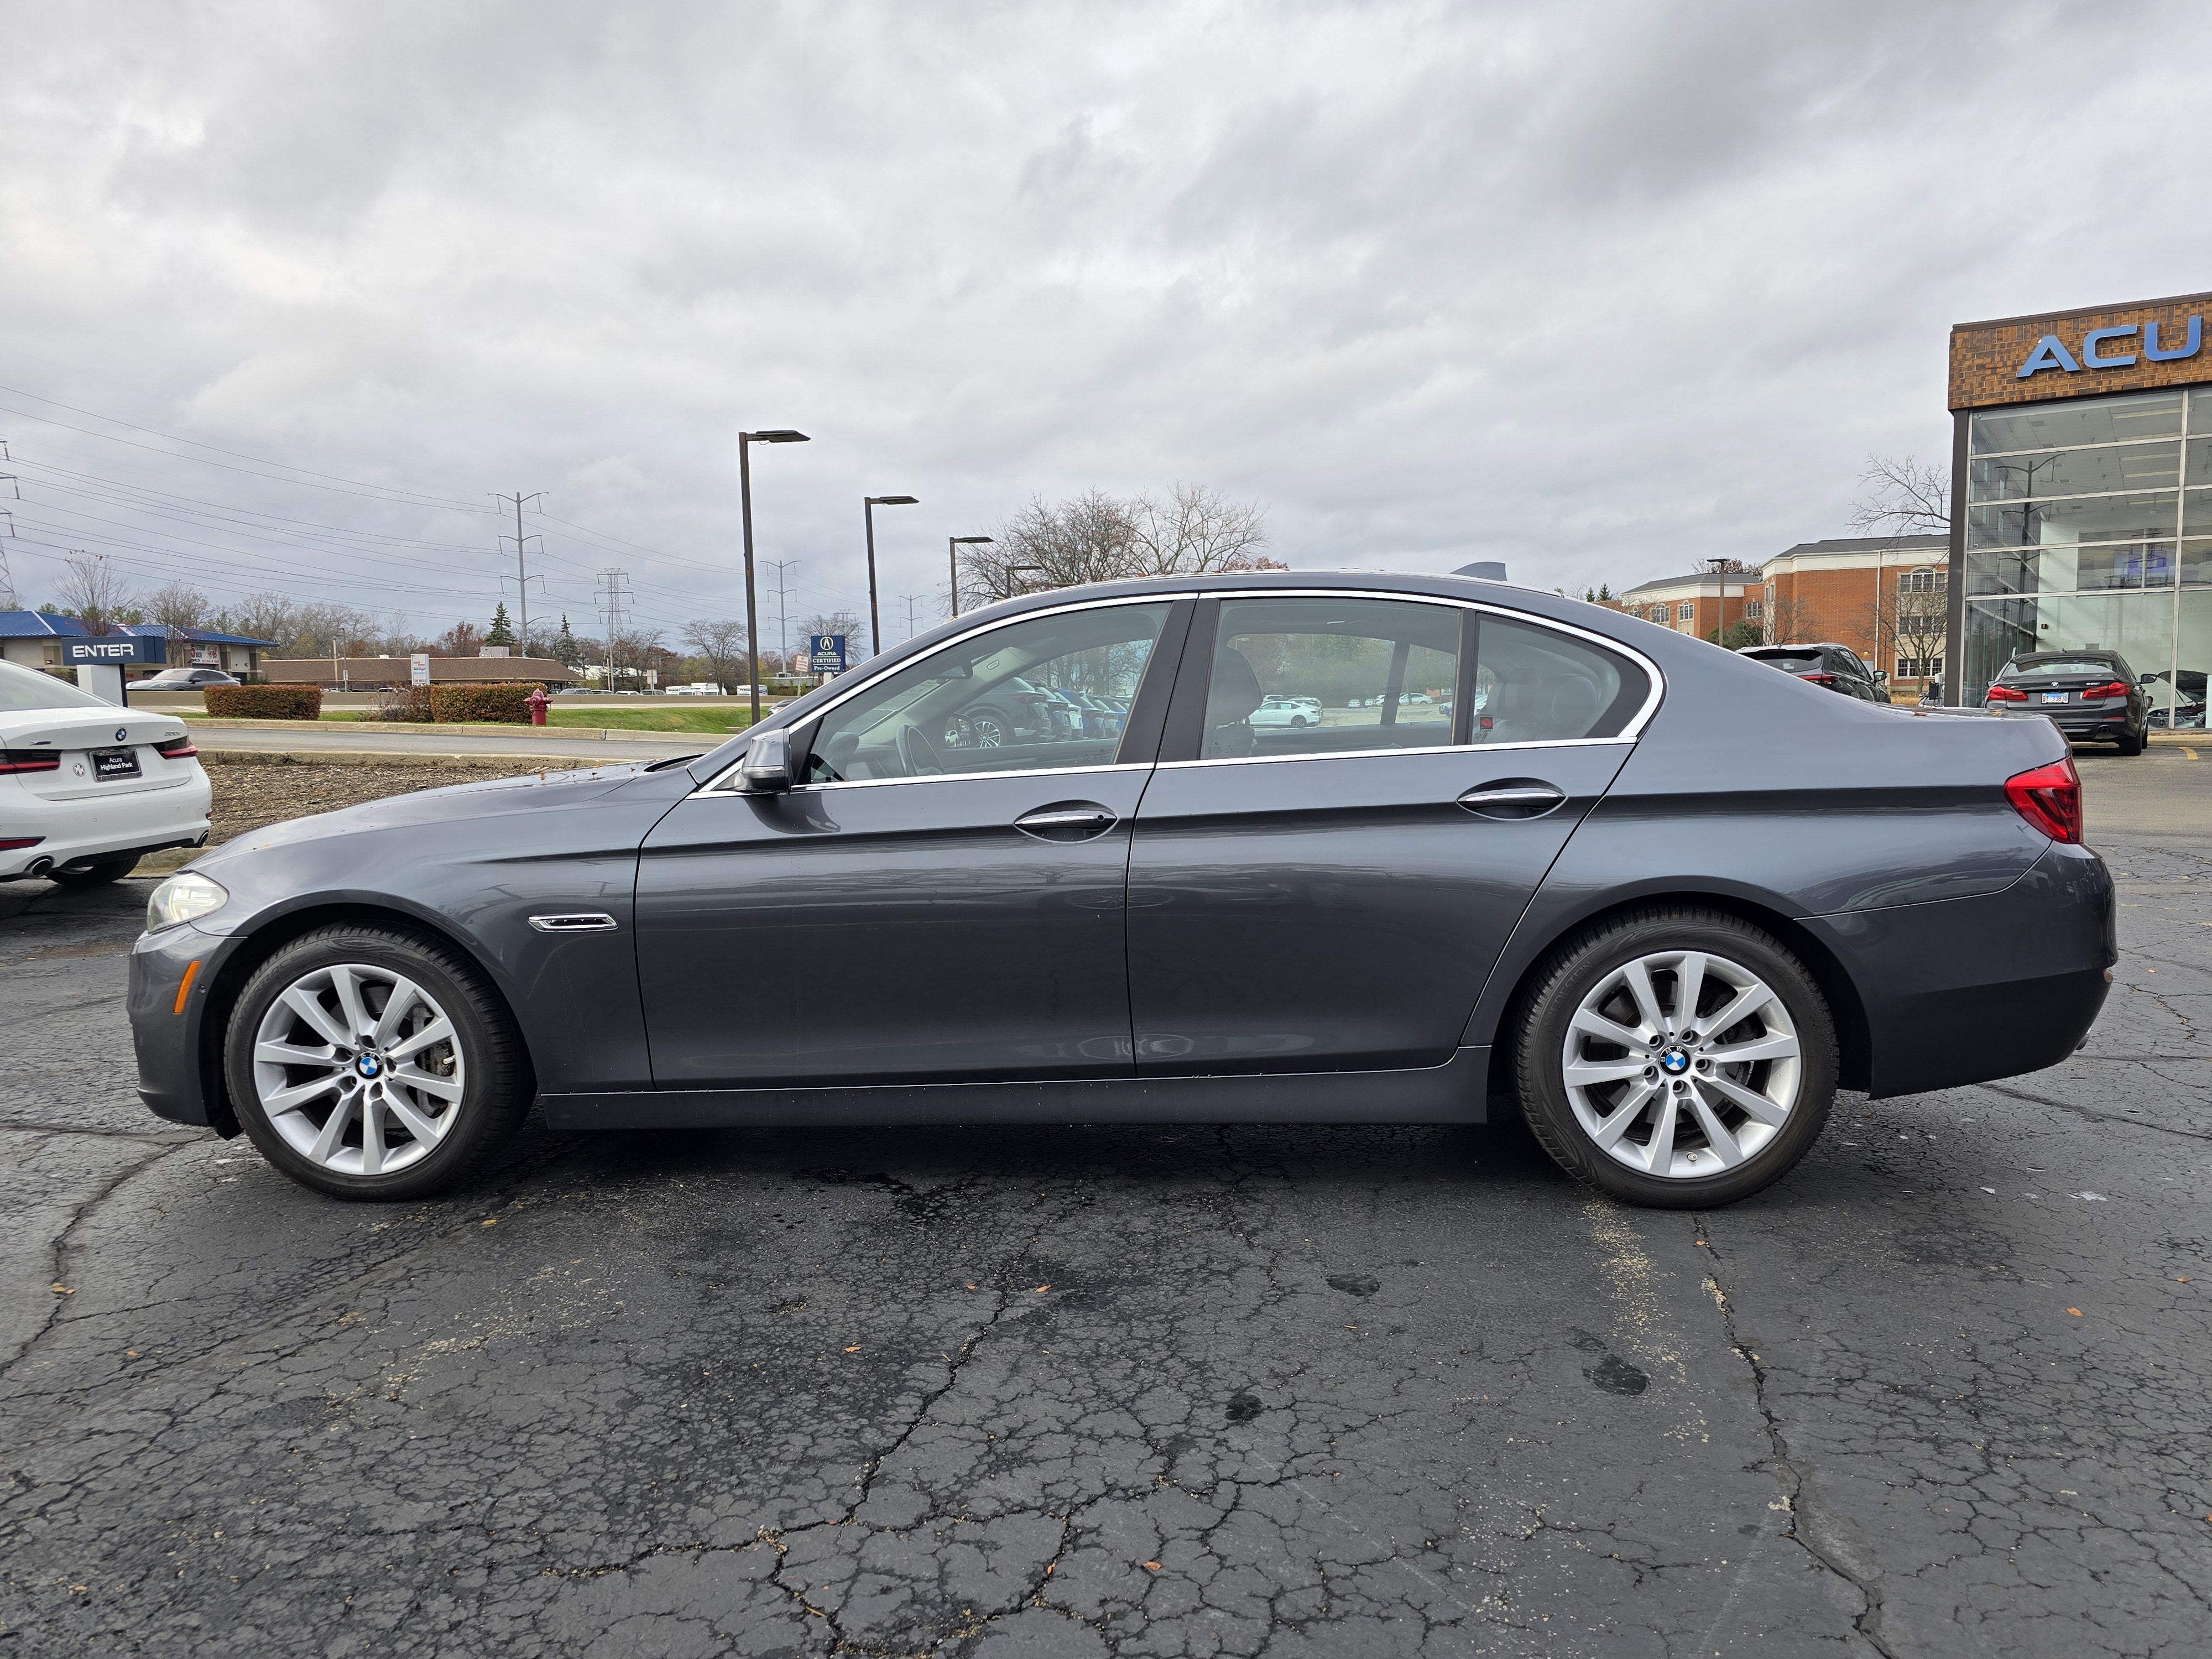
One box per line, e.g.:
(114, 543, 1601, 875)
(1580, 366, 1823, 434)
(1747, 651, 1827, 674)
(0, 659, 111, 712)
(2001, 658, 2123, 678)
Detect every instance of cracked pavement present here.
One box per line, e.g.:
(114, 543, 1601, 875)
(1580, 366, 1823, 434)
(2, 748, 2208, 1656)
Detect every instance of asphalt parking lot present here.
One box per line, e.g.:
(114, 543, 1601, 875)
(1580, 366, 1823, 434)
(3, 748, 2208, 1657)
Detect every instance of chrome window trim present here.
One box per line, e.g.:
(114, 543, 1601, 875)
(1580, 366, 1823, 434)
(691, 585, 1662, 797)
(791, 761, 1154, 795)
(1156, 736, 1634, 771)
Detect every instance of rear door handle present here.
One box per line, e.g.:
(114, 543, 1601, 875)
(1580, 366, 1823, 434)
(1458, 782, 1566, 819)
(1014, 803, 1119, 840)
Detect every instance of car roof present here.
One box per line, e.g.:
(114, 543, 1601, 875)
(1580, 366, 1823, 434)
(2005, 650, 2124, 666)
(1739, 642, 1853, 656)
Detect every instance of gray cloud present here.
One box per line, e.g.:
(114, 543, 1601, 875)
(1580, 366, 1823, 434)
(0, 0, 2199, 644)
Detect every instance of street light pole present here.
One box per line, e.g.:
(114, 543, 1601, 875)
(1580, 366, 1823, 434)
(738, 429, 809, 726)
(862, 494, 919, 659)
(948, 535, 994, 617)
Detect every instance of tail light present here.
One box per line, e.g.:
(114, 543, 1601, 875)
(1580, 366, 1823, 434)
(0, 749, 61, 774)
(2006, 757, 2083, 844)
(2083, 680, 2131, 701)
(1985, 683, 2028, 702)
(154, 734, 199, 759)
(0, 836, 44, 851)
(1797, 672, 1837, 686)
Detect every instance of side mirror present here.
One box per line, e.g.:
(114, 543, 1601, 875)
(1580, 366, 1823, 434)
(1873, 669, 1889, 684)
(737, 728, 794, 794)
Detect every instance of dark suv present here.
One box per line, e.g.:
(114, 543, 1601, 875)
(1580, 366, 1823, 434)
(1738, 643, 1890, 703)
(1985, 650, 2149, 755)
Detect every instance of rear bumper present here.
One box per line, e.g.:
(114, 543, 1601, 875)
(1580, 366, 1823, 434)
(1993, 706, 2135, 740)
(0, 769, 212, 878)
(1805, 841, 2114, 1099)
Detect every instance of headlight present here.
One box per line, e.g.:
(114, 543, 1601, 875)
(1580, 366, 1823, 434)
(146, 872, 228, 933)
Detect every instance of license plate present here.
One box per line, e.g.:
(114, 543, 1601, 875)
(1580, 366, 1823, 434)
(2041, 691, 2068, 703)
(89, 747, 140, 780)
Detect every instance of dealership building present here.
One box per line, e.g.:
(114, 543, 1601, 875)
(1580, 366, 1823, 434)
(1945, 290, 2212, 719)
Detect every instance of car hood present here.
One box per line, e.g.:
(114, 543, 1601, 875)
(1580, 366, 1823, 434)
(194, 760, 667, 865)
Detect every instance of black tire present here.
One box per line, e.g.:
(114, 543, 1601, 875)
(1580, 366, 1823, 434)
(2117, 727, 2145, 757)
(224, 923, 531, 1201)
(1512, 906, 1837, 1208)
(50, 854, 140, 887)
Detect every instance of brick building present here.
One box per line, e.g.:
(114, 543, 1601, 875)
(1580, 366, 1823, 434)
(1759, 535, 1952, 691)
(1610, 566, 1763, 641)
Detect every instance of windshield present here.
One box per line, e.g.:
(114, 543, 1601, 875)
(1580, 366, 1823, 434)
(2001, 658, 2123, 678)
(0, 659, 113, 712)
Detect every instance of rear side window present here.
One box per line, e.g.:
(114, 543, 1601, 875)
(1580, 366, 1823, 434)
(1204, 597, 1459, 759)
(1470, 614, 1647, 744)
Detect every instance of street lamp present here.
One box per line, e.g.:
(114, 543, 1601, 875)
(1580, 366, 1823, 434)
(862, 494, 919, 660)
(949, 535, 993, 617)
(739, 428, 809, 726)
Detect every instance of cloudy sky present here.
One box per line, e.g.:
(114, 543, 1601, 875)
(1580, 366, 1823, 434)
(1, 1, 2205, 651)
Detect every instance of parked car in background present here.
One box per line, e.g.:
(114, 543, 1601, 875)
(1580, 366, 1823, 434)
(137, 667, 239, 690)
(0, 660, 210, 886)
(2141, 668, 2207, 730)
(1985, 650, 2150, 754)
(1250, 695, 1323, 728)
(1739, 643, 1891, 703)
(131, 572, 2112, 1214)
(667, 684, 724, 696)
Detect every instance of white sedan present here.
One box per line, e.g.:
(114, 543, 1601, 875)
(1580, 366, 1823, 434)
(0, 661, 211, 886)
(1249, 696, 1324, 728)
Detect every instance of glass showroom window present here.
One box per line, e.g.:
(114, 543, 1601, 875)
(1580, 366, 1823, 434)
(1961, 387, 2212, 723)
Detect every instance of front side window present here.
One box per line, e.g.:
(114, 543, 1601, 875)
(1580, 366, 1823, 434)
(802, 602, 1171, 782)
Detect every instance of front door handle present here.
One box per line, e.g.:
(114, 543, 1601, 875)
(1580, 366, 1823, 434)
(1014, 802, 1119, 841)
(1458, 782, 1567, 820)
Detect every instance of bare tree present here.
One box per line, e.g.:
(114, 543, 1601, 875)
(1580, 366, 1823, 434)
(958, 484, 1279, 604)
(1849, 455, 1951, 539)
(1764, 592, 1820, 646)
(217, 593, 301, 652)
(54, 551, 133, 635)
(680, 618, 749, 688)
(146, 580, 210, 632)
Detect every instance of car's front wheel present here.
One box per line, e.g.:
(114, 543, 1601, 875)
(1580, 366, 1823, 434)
(225, 924, 530, 1200)
(1512, 907, 1837, 1208)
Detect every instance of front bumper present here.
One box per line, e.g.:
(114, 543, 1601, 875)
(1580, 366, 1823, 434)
(128, 919, 239, 1134)
(1804, 839, 2114, 1099)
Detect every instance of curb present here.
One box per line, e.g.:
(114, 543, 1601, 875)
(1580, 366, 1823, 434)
(196, 749, 660, 768)
(181, 717, 729, 742)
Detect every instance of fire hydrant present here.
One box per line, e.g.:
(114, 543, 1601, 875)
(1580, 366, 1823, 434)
(526, 686, 549, 727)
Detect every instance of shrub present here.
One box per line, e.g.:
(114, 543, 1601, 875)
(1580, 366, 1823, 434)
(372, 686, 435, 723)
(202, 685, 322, 720)
(430, 682, 544, 724)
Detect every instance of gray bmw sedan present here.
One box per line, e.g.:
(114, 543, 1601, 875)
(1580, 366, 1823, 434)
(129, 572, 2114, 1208)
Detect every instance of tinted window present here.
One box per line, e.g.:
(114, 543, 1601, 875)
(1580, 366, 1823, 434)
(803, 602, 1170, 782)
(2001, 656, 2128, 678)
(1747, 651, 1827, 674)
(1203, 598, 1458, 759)
(1470, 614, 1644, 744)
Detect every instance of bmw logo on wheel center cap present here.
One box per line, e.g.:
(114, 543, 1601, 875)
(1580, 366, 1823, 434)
(356, 1055, 382, 1078)
(1658, 1048, 1691, 1074)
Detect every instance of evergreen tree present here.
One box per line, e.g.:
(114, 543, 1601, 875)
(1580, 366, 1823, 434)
(555, 615, 581, 667)
(486, 602, 515, 646)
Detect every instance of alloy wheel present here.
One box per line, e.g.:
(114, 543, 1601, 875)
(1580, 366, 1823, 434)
(250, 963, 468, 1177)
(1558, 948, 1801, 1179)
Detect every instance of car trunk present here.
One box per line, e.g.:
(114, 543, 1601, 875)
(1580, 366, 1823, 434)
(1, 708, 197, 802)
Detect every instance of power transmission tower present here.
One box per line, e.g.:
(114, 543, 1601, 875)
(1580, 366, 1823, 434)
(0, 442, 16, 611)
(491, 491, 546, 651)
(595, 568, 633, 691)
(900, 593, 926, 641)
(765, 559, 799, 667)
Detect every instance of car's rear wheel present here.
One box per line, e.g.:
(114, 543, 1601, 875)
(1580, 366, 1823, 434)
(1512, 907, 1837, 1208)
(2117, 727, 2145, 756)
(225, 924, 530, 1200)
(49, 854, 140, 888)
